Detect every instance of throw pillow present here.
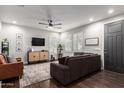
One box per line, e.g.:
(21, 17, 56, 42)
(0, 54, 7, 64)
(58, 57, 66, 65)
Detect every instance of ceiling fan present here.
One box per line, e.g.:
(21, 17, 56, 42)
(39, 19, 62, 29)
(38, 6, 62, 29)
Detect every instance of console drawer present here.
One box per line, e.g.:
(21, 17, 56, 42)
(40, 52, 48, 60)
(29, 52, 40, 61)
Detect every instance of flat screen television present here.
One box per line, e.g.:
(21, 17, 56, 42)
(32, 37, 45, 46)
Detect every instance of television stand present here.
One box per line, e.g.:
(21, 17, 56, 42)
(27, 51, 49, 64)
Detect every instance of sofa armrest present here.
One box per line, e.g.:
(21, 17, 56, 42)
(50, 63, 70, 85)
(0, 62, 23, 80)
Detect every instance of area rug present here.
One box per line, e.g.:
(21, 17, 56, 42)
(20, 61, 58, 88)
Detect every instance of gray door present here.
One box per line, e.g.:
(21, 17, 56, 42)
(104, 20, 124, 73)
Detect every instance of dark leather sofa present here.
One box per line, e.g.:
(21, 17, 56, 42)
(50, 54, 101, 85)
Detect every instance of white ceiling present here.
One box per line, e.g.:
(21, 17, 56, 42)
(0, 5, 124, 32)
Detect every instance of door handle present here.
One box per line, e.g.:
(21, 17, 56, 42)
(104, 52, 107, 54)
(104, 49, 107, 51)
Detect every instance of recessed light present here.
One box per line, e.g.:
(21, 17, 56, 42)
(89, 18, 94, 22)
(47, 26, 53, 29)
(12, 21, 16, 24)
(108, 9, 114, 14)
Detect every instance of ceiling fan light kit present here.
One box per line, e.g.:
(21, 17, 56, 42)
(47, 26, 53, 29)
(39, 19, 62, 29)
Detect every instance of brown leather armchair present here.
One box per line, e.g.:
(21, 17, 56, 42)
(0, 54, 23, 80)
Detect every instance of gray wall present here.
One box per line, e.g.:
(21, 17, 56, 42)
(1, 14, 124, 67)
(0, 22, 60, 64)
(61, 14, 124, 69)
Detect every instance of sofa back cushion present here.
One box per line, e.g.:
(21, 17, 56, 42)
(58, 56, 69, 65)
(63, 54, 98, 65)
(65, 55, 89, 65)
(66, 54, 98, 65)
(74, 52, 85, 56)
(0, 54, 7, 64)
(58, 57, 66, 64)
(74, 52, 96, 56)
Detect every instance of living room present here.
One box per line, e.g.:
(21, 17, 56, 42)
(0, 5, 124, 88)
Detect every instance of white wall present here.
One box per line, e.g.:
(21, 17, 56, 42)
(0, 22, 60, 64)
(61, 14, 124, 69)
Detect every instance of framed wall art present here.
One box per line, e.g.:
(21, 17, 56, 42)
(16, 40, 23, 46)
(16, 33, 23, 52)
(16, 33, 23, 39)
(85, 37, 99, 46)
(16, 46, 23, 52)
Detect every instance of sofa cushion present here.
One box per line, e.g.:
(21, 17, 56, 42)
(0, 54, 7, 64)
(74, 52, 85, 56)
(74, 52, 96, 56)
(64, 56, 69, 65)
(58, 57, 66, 64)
(64, 54, 98, 65)
(58, 56, 69, 65)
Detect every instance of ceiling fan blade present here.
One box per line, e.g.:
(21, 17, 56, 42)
(27, 16, 49, 22)
(53, 23, 62, 26)
(39, 22, 48, 25)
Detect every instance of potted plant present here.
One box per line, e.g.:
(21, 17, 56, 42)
(2, 38, 9, 56)
(57, 44, 64, 58)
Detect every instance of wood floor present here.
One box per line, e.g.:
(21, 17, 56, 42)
(2, 70, 124, 88)
(25, 70, 124, 88)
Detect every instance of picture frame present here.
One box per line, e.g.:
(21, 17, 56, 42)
(16, 40, 23, 46)
(16, 33, 23, 39)
(85, 37, 99, 46)
(16, 46, 23, 52)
